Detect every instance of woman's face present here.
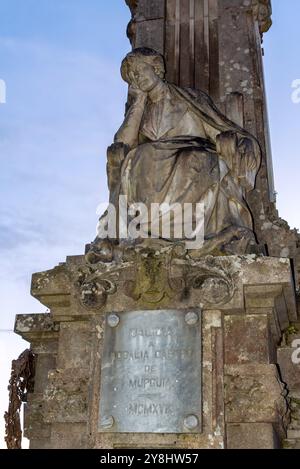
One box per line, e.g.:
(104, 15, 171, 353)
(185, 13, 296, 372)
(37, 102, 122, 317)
(129, 61, 161, 92)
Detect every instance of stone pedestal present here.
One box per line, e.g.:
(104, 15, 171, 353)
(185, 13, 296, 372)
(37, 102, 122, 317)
(15, 251, 298, 449)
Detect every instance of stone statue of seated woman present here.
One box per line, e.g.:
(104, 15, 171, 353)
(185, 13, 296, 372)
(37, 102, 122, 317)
(86, 48, 261, 263)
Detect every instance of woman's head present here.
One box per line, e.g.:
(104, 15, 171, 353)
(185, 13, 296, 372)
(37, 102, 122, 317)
(121, 48, 165, 92)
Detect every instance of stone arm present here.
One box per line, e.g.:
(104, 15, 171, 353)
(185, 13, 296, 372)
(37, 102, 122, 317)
(114, 88, 147, 148)
(106, 88, 147, 203)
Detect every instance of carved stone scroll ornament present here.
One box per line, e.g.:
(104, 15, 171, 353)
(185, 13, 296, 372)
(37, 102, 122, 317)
(123, 248, 236, 306)
(86, 48, 262, 264)
(76, 266, 117, 309)
(80, 244, 236, 309)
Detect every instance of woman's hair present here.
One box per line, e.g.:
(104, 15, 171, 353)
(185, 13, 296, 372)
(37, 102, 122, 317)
(121, 48, 165, 83)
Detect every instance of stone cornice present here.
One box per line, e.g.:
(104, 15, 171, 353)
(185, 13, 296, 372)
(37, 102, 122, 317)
(252, 0, 272, 34)
(125, 1, 272, 36)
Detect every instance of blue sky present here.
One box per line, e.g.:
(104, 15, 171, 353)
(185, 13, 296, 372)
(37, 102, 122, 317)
(0, 0, 299, 447)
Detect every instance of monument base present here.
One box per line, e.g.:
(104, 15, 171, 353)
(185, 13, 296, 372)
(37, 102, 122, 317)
(14, 249, 299, 449)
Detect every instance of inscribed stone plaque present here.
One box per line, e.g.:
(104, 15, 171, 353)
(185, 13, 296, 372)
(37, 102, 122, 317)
(98, 309, 202, 433)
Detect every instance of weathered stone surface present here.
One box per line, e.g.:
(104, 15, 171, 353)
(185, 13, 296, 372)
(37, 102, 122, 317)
(13, 314, 59, 448)
(56, 322, 92, 370)
(29, 439, 53, 450)
(32, 353, 57, 393)
(28, 253, 296, 324)
(136, 0, 165, 20)
(283, 439, 300, 449)
(23, 394, 51, 440)
(15, 313, 59, 339)
(277, 348, 300, 392)
(252, 0, 272, 34)
(31, 266, 71, 315)
(282, 322, 300, 346)
(14, 252, 296, 449)
(135, 19, 165, 54)
(227, 423, 279, 449)
(43, 368, 88, 423)
(289, 393, 300, 432)
(224, 314, 275, 364)
(50, 423, 88, 449)
(224, 364, 288, 430)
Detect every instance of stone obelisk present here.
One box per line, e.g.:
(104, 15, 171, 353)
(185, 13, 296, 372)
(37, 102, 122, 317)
(10, 0, 300, 450)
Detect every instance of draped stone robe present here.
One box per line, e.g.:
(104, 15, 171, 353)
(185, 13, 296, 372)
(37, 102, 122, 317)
(118, 83, 261, 241)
